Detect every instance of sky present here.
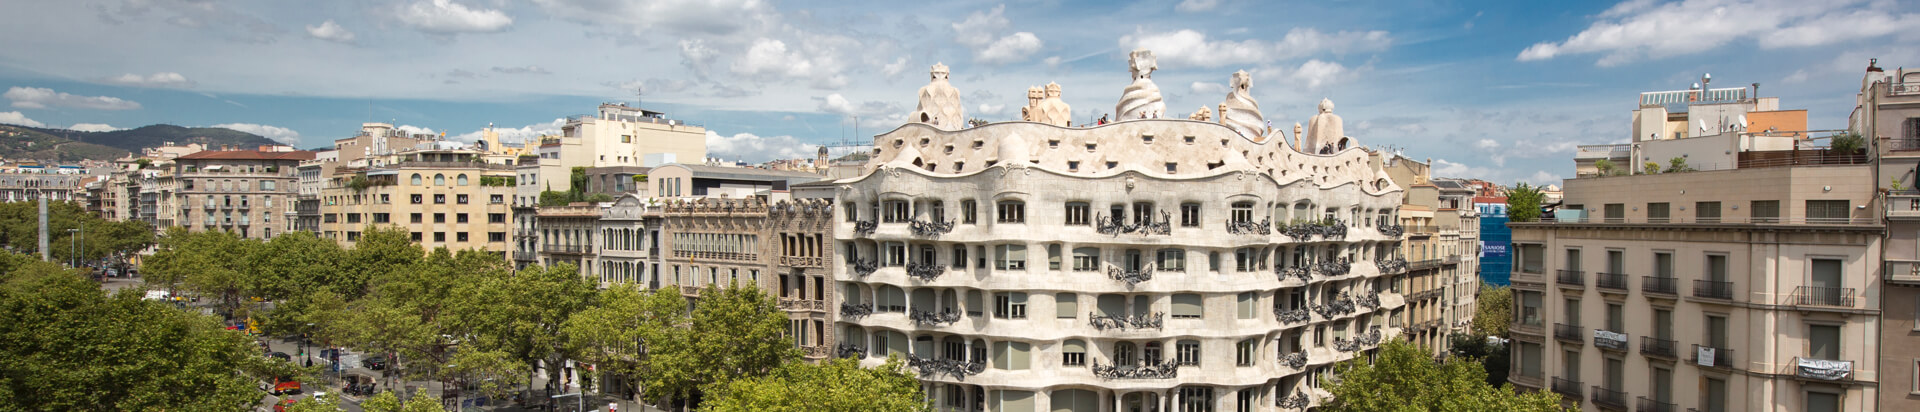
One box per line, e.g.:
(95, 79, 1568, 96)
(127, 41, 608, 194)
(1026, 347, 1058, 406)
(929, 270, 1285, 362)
(1, 0, 1916, 185)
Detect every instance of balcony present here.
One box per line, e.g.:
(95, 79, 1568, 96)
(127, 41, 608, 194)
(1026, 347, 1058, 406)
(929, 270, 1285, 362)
(1886, 259, 1920, 286)
(512, 251, 538, 261)
(1550, 377, 1584, 398)
(1597, 272, 1629, 291)
(1689, 344, 1734, 369)
(1553, 323, 1584, 344)
(1642, 276, 1678, 296)
(1590, 386, 1628, 410)
(1791, 357, 1854, 382)
(1894, 81, 1920, 96)
(1885, 191, 1920, 218)
(1557, 270, 1585, 287)
(1692, 280, 1733, 300)
(1640, 336, 1677, 359)
(544, 244, 591, 254)
(1637, 397, 1676, 412)
(1789, 286, 1857, 310)
(779, 256, 827, 268)
(1594, 329, 1629, 352)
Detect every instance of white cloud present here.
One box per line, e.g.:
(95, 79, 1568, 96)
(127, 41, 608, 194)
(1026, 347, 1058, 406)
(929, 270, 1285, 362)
(1120, 27, 1390, 68)
(398, 0, 513, 35)
(0, 111, 45, 127)
(977, 103, 1007, 117)
(1289, 60, 1348, 89)
(881, 57, 911, 79)
(102, 72, 193, 88)
(452, 118, 565, 143)
(1043, 56, 1063, 69)
(491, 65, 551, 75)
(1176, 0, 1221, 13)
(68, 123, 123, 132)
(731, 37, 851, 89)
(4, 87, 141, 110)
(1190, 81, 1229, 96)
(395, 125, 437, 136)
(705, 131, 816, 163)
(306, 20, 356, 43)
(1516, 0, 1920, 66)
(1782, 69, 1811, 84)
(212, 123, 302, 144)
(815, 94, 907, 129)
(952, 5, 1044, 65)
(1522, 170, 1565, 186)
(530, 0, 778, 39)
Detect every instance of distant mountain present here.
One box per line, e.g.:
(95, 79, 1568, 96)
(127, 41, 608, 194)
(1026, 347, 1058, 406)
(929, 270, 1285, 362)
(0, 123, 279, 162)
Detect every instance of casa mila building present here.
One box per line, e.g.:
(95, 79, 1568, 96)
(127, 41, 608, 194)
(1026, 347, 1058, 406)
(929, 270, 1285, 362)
(834, 51, 1412, 412)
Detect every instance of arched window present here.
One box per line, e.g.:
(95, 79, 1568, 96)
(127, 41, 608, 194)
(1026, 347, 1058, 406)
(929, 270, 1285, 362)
(433, 174, 446, 186)
(411, 174, 422, 186)
(877, 285, 906, 312)
(456, 174, 469, 186)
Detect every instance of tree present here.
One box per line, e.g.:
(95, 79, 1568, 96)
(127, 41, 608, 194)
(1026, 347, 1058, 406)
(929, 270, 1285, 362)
(1830, 132, 1865, 154)
(641, 283, 798, 407)
(702, 358, 928, 412)
(1663, 157, 1693, 173)
(1505, 183, 1545, 223)
(0, 252, 292, 410)
(1448, 333, 1510, 388)
(1471, 285, 1511, 336)
(1592, 158, 1615, 176)
(564, 284, 687, 400)
(459, 262, 595, 398)
(359, 391, 450, 412)
(248, 231, 348, 335)
(1325, 339, 1561, 412)
(144, 227, 259, 320)
(0, 200, 153, 267)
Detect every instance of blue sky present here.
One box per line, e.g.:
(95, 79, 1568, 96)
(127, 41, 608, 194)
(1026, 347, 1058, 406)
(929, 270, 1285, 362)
(2, 0, 1916, 185)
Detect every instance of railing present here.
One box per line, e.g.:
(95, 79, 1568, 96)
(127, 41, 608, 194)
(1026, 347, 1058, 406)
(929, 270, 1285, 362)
(1790, 286, 1856, 308)
(1642, 276, 1677, 295)
(1095, 211, 1171, 237)
(1550, 377, 1584, 398)
(839, 302, 873, 318)
(908, 218, 955, 237)
(1090, 312, 1164, 330)
(1597, 272, 1629, 290)
(1273, 308, 1310, 325)
(779, 256, 827, 268)
(1279, 352, 1307, 369)
(907, 355, 984, 380)
(1594, 329, 1629, 351)
(1736, 149, 1865, 169)
(671, 250, 757, 261)
(1225, 218, 1272, 235)
(852, 220, 876, 237)
(544, 244, 592, 254)
(1886, 191, 1920, 217)
(850, 257, 878, 277)
(836, 343, 865, 359)
(1409, 259, 1442, 270)
(1374, 257, 1408, 274)
(1890, 81, 1920, 96)
(1689, 344, 1733, 369)
(908, 308, 962, 326)
(1640, 336, 1676, 359)
(1553, 323, 1584, 344)
(1528, 215, 1879, 226)
(1637, 397, 1676, 412)
(1557, 270, 1585, 287)
(512, 251, 538, 261)
(1091, 361, 1179, 380)
(1693, 280, 1733, 300)
(1107, 264, 1155, 286)
(1591, 386, 1628, 410)
(1792, 356, 1854, 381)
(906, 262, 947, 281)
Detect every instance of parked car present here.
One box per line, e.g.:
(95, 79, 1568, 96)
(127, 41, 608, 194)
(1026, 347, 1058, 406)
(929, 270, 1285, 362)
(262, 376, 301, 396)
(272, 398, 296, 412)
(268, 352, 292, 362)
(360, 356, 387, 370)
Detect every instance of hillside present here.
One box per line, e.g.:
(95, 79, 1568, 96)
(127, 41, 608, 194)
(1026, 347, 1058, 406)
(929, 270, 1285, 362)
(0, 124, 276, 162)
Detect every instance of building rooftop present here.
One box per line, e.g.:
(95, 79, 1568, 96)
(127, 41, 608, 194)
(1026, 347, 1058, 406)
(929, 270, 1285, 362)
(177, 150, 317, 161)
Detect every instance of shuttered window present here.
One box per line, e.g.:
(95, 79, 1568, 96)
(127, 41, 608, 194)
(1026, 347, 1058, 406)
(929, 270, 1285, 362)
(1805, 200, 1849, 223)
(1056, 293, 1077, 319)
(1236, 292, 1257, 319)
(998, 390, 1035, 412)
(1172, 294, 1203, 319)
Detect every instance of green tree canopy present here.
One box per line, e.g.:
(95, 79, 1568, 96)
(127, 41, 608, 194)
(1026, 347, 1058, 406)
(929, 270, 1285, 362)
(1506, 183, 1545, 223)
(458, 261, 595, 395)
(0, 200, 154, 266)
(1325, 339, 1561, 412)
(641, 283, 798, 406)
(702, 357, 928, 412)
(1472, 285, 1511, 336)
(564, 284, 688, 399)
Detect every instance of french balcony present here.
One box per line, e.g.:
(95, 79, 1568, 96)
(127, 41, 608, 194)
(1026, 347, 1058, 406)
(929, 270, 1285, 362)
(1553, 323, 1584, 344)
(1789, 286, 1857, 310)
(1590, 386, 1628, 410)
(1692, 280, 1733, 300)
(1642, 276, 1678, 296)
(1557, 270, 1585, 288)
(1636, 397, 1676, 412)
(512, 251, 537, 261)
(1689, 344, 1734, 370)
(1640, 336, 1677, 359)
(1550, 377, 1583, 398)
(1791, 357, 1854, 382)
(1885, 259, 1920, 286)
(1596, 272, 1629, 291)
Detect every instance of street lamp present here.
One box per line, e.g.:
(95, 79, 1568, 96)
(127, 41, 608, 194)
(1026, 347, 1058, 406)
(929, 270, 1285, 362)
(303, 323, 315, 368)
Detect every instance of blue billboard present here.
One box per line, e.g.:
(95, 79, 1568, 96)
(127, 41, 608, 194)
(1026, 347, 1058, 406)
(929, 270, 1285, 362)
(1479, 215, 1511, 286)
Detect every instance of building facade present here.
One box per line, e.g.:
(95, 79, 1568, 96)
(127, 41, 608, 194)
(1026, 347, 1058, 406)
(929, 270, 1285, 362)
(316, 149, 514, 254)
(1857, 60, 1920, 409)
(169, 150, 313, 239)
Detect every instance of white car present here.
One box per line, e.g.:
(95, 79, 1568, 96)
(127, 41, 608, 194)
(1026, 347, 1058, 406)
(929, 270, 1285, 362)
(143, 290, 170, 301)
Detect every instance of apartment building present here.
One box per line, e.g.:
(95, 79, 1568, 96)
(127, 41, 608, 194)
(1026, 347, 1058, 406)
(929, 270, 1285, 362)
(1381, 159, 1481, 354)
(169, 149, 313, 239)
(655, 197, 836, 359)
(316, 148, 514, 254)
(1858, 59, 1920, 409)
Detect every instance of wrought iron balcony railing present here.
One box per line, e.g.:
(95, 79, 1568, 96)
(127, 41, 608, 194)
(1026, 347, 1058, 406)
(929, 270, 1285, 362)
(1550, 377, 1583, 398)
(1790, 286, 1857, 308)
(906, 262, 947, 281)
(1226, 217, 1272, 235)
(908, 218, 955, 237)
(1091, 361, 1179, 380)
(839, 302, 873, 318)
(1095, 211, 1172, 237)
(1108, 264, 1155, 286)
(908, 308, 961, 326)
(1277, 265, 1310, 282)
(1312, 258, 1352, 278)
(1375, 257, 1408, 274)
(852, 219, 876, 237)
(1596, 272, 1629, 290)
(1594, 329, 1629, 351)
(1557, 270, 1585, 286)
(907, 355, 984, 380)
(1378, 223, 1405, 237)
(1636, 396, 1676, 412)
(1642, 276, 1677, 295)
(1553, 323, 1584, 344)
(835, 343, 865, 359)
(1640, 336, 1676, 359)
(1274, 308, 1310, 325)
(1279, 352, 1307, 369)
(1276, 390, 1310, 409)
(850, 257, 878, 277)
(1311, 295, 1356, 319)
(1689, 344, 1733, 369)
(1590, 386, 1628, 410)
(1089, 312, 1164, 330)
(1693, 280, 1733, 300)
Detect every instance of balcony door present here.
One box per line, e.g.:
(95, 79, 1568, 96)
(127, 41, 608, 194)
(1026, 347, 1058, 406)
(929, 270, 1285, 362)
(1809, 259, 1843, 304)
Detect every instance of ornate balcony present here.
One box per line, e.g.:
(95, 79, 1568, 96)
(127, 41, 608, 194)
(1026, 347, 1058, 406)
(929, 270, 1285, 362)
(1378, 223, 1405, 238)
(779, 256, 826, 268)
(908, 218, 955, 237)
(1226, 217, 1272, 235)
(907, 355, 984, 380)
(1550, 377, 1583, 398)
(853, 219, 876, 237)
(1596, 272, 1629, 291)
(906, 262, 947, 281)
(1279, 352, 1307, 369)
(1557, 270, 1585, 287)
(839, 302, 873, 318)
(1096, 211, 1172, 237)
(1089, 312, 1164, 330)
(1689, 344, 1734, 369)
(1277, 266, 1310, 282)
(1312, 258, 1352, 278)
(1590, 386, 1628, 410)
(1276, 390, 1310, 409)
(1640, 336, 1676, 359)
(1642, 276, 1677, 296)
(836, 343, 865, 359)
(1553, 323, 1584, 344)
(1091, 361, 1179, 380)
(803, 345, 830, 358)
(1274, 308, 1310, 325)
(1375, 257, 1408, 274)
(850, 257, 878, 277)
(1636, 397, 1675, 412)
(1107, 264, 1155, 286)
(908, 308, 961, 326)
(1693, 280, 1732, 300)
(777, 298, 827, 312)
(1311, 294, 1356, 319)
(1354, 291, 1380, 310)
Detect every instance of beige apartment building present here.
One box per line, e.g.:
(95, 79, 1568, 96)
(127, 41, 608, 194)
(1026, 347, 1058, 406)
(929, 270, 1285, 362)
(170, 149, 313, 239)
(1382, 158, 1481, 354)
(1858, 60, 1920, 409)
(316, 148, 514, 254)
(1508, 163, 1885, 412)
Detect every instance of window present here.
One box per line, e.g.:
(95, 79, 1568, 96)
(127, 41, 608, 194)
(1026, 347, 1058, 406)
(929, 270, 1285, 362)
(1236, 339, 1257, 366)
(843, 203, 858, 222)
(434, 213, 446, 223)
(1702, 377, 1727, 412)
(1047, 244, 1061, 270)
(997, 390, 1034, 412)
(1603, 203, 1625, 222)
(1648, 202, 1670, 222)
(1519, 291, 1542, 326)
(1180, 203, 1201, 227)
(410, 213, 423, 223)
(1696, 201, 1721, 223)
(995, 244, 1027, 270)
(966, 290, 983, 317)
(490, 194, 503, 204)
(488, 213, 506, 223)
(1172, 294, 1203, 319)
(1176, 340, 1201, 366)
(1519, 342, 1542, 378)
(346, 213, 362, 224)
(410, 194, 423, 204)
(1805, 392, 1839, 412)
(994, 292, 1027, 319)
(433, 194, 446, 204)
(433, 174, 445, 185)
(1144, 342, 1164, 365)
(930, 200, 945, 222)
(961, 200, 977, 224)
(410, 232, 422, 242)
(884, 243, 906, 266)
(1062, 339, 1086, 366)
(992, 341, 1030, 370)
(1158, 249, 1185, 271)
(877, 286, 906, 312)
(1809, 324, 1841, 360)
(1231, 201, 1254, 223)
(1806, 200, 1850, 223)
(1707, 254, 1729, 282)
(996, 200, 1025, 223)
(456, 174, 468, 186)
(433, 232, 446, 242)
(1606, 303, 1624, 332)
(1178, 386, 1212, 412)
(411, 174, 423, 185)
(1236, 292, 1256, 319)
(456, 213, 469, 224)
(456, 232, 469, 242)
(372, 213, 390, 223)
(456, 194, 469, 204)
(1072, 247, 1100, 271)
(1518, 243, 1544, 273)
(1655, 252, 1673, 278)
(882, 200, 909, 223)
(1751, 200, 1780, 223)
(488, 232, 505, 242)
(1065, 202, 1090, 225)
(1056, 293, 1077, 319)
(952, 245, 968, 268)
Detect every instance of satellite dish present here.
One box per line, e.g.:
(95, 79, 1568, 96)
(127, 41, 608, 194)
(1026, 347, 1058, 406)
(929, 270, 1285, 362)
(1736, 114, 1748, 130)
(1698, 119, 1710, 134)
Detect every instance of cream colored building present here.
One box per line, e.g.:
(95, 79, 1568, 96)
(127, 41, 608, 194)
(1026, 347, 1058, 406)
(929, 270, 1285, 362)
(1856, 60, 1920, 410)
(1508, 164, 1884, 412)
(169, 149, 313, 239)
(316, 148, 514, 254)
(1380, 158, 1481, 354)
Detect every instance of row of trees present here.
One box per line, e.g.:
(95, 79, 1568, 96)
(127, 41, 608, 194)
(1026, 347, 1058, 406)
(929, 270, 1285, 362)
(0, 200, 155, 269)
(144, 226, 924, 410)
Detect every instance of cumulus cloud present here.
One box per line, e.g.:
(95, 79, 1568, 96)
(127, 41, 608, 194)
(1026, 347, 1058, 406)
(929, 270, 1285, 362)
(977, 103, 1007, 117)
(212, 123, 301, 144)
(1516, 0, 1920, 66)
(881, 57, 911, 79)
(1190, 81, 1229, 96)
(1289, 60, 1348, 89)
(0, 111, 45, 127)
(395, 125, 438, 136)
(731, 37, 851, 89)
(398, 0, 513, 35)
(5, 87, 141, 110)
(815, 94, 906, 129)
(102, 72, 193, 88)
(68, 123, 123, 132)
(705, 131, 816, 163)
(1120, 27, 1390, 67)
(491, 65, 551, 75)
(1176, 0, 1221, 13)
(952, 5, 1044, 65)
(530, 0, 778, 39)
(452, 118, 566, 143)
(306, 20, 356, 43)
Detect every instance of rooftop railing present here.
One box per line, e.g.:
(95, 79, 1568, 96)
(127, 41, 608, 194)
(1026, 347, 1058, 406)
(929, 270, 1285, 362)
(1527, 216, 1878, 226)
